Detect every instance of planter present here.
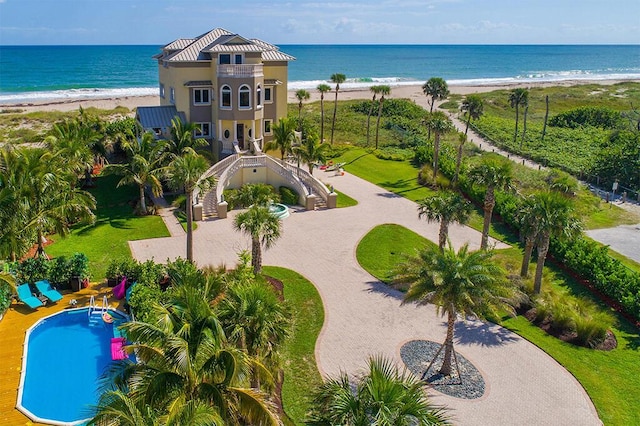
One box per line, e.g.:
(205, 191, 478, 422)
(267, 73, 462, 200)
(107, 278, 118, 287)
(69, 276, 82, 292)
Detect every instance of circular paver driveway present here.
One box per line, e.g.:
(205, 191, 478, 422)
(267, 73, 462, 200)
(130, 171, 601, 426)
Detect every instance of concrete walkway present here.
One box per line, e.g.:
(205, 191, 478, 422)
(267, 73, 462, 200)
(130, 170, 600, 425)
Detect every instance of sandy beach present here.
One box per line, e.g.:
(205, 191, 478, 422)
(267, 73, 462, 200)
(2, 79, 637, 114)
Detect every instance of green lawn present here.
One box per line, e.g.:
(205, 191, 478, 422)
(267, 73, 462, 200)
(46, 174, 170, 280)
(333, 147, 437, 202)
(335, 189, 358, 208)
(355, 224, 640, 426)
(262, 266, 324, 426)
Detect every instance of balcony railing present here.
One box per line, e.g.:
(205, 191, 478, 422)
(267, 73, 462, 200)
(217, 64, 264, 78)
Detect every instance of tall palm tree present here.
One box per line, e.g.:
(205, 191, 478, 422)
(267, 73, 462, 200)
(468, 158, 513, 249)
(0, 147, 33, 260)
(295, 89, 311, 130)
(168, 117, 208, 158)
(316, 83, 331, 144)
(427, 111, 453, 181)
(92, 277, 281, 425)
(418, 191, 472, 251)
(375, 85, 391, 149)
(366, 85, 381, 147)
(509, 88, 529, 145)
(104, 132, 168, 214)
(397, 244, 517, 376)
(329, 73, 346, 145)
(265, 117, 297, 161)
(529, 191, 581, 294)
(229, 183, 278, 209)
(307, 355, 450, 425)
(461, 94, 484, 136)
(422, 77, 450, 113)
(217, 280, 290, 389)
(234, 205, 282, 275)
(166, 152, 213, 262)
(292, 133, 330, 175)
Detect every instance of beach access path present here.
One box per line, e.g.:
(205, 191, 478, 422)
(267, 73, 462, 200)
(130, 170, 600, 426)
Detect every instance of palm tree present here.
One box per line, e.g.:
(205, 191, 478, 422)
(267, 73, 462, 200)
(329, 73, 346, 145)
(461, 94, 484, 136)
(168, 117, 208, 158)
(104, 132, 168, 214)
(375, 85, 391, 149)
(366, 85, 381, 147)
(92, 276, 281, 425)
(295, 89, 311, 130)
(427, 111, 453, 181)
(166, 152, 213, 262)
(18, 148, 96, 256)
(316, 83, 331, 143)
(397, 244, 517, 377)
(307, 355, 450, 425)
(292, 133, 330, 175)
(0, 271, 17, 293)
(265, 117, 297, 161)
(229, 183, 278, 209)
(418, 191, 472, 251)
(529, 191, 581, 294)
(509, 88, 529, 145)
(468, 158, 513, 249)
(0, 147, 33, 260)
(515, 195, 541, 278)
(422, 77, 450, 113)
(234, 205, 282, 275)
(217, 280, 290, 389)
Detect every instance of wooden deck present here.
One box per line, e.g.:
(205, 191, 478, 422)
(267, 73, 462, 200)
(0, 283, 120, 425)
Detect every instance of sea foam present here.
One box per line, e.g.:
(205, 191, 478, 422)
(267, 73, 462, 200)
(0, 87, 158, 104)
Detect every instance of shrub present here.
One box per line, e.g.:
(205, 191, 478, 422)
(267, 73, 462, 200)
(549, 106, 623, 129)
(223, 188, 238, 210)
(279, 186, 299, 205)
(68, 253, 90, 280)
(128, 281, 163, 323)
(373, 147, 413, 161)
(0, 283, 12, 316)
(16, 257, 50, 284)
(48, 256, 71, 288)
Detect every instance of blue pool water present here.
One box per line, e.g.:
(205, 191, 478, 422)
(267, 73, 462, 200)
(19, 308, 128, 425)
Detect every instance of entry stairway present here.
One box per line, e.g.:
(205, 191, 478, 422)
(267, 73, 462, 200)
(194, 154, 336, 220)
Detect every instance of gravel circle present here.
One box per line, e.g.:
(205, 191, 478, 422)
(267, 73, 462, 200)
(400, 340, 485, 399)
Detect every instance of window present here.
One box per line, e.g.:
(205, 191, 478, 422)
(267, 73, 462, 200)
(194, 122, 211, 138)
(256, 85, 262, 107)
(221, 85, 231, 108)
(169, 87, 175, 104)
(193, 88, 211, 105)
(264, 87, 272, 103)
(234, 54, 243, 64)
(264, 119, 272, 135)
(239, 85, 251, 109)
(159, 84, 165, 99)
(224, 129, 230, 139)
(219, 53, 231, 64)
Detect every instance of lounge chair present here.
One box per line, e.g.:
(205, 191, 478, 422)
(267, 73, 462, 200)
(16, 284, 44, 309)
(35, 280, 63, 303)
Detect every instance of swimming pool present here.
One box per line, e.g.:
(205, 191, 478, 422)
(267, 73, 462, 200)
(17, 307, 130, 425)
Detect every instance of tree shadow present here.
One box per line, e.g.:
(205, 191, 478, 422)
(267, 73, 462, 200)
(454, 320, 519, 347)
(380, 178, 417, 189)
(364, 279, 404, 301)
(375, 192, 403, 199)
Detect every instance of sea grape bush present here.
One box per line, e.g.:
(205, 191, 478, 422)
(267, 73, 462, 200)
(549, 106, 623, 129)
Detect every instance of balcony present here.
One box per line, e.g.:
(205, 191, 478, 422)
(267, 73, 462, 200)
(217, 64, 264, 78)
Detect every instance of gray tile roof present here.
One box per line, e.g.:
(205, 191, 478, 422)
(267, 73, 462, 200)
(136, 106, 186, 130)
(160, 28, 295, 63)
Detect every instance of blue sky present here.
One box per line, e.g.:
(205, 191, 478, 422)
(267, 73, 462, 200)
(1, 0, 638, 45)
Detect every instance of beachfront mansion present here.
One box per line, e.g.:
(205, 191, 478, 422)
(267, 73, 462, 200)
(137, 28, 294, 158)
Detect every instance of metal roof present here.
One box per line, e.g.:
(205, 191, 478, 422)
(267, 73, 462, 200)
(161, 28, 295, 63)
(184, 80, 213, 87)
(136, 106, 186, 130)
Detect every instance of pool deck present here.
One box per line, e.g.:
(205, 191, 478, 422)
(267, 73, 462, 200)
(0, 283, 120, 425)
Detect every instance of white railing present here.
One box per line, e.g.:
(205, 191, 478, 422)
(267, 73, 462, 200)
(215, 156, 244, 204)
(264, 156, 309, 199)
(193, 154, 240, 204)
(280, 161, 332, 204)
(217, 64, 264, 78)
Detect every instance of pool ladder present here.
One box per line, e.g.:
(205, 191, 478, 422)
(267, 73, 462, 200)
(88, 295, 109, 327)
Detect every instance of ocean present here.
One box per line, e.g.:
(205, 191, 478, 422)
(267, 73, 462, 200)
(1, 44, 639, 103)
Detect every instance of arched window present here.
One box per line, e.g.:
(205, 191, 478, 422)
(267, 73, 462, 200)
(221, 85, 231, 108)
(256, 84, 262, 107)
(239, 85, 251, 109)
